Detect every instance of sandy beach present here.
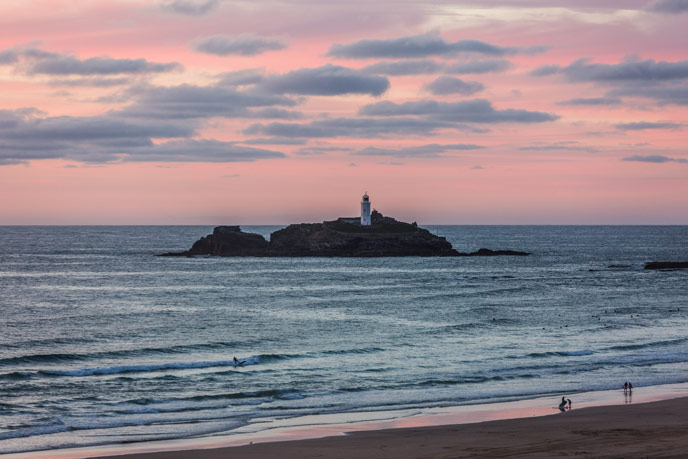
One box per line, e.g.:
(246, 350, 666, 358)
(76, 395, 685, 459)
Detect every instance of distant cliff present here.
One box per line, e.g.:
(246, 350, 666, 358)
(160, 211, 529, 258)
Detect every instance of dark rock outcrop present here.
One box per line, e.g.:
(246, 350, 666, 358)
(644, 262, 688, 270)
(159, 226, 268, 257)
(160, 211, 530, 258)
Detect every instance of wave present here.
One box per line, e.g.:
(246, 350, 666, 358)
(606, 337, 688, 352)
(0, 341, 261, 367)
(526, 350, 594, 358)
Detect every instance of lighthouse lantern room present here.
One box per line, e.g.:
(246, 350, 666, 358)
(361, 193, 371, 226)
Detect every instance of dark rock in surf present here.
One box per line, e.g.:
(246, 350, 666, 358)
(159, 226, 268, 257)
(644, 262, 688, 270)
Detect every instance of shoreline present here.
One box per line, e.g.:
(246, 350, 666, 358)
(6, 381, 688, 459)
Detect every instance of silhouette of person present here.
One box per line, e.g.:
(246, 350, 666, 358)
(233, 356, 239, 365)
(567, 398, 572, 409)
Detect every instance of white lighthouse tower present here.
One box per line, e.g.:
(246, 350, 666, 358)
(361, 192, 371, 226)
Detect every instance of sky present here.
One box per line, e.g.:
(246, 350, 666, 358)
(1, 0, 687, 224)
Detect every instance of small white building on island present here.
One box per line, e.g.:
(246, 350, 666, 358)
(361, 192, 371, 226)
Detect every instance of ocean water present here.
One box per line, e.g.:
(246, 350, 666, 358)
(1, 225, 687, 454)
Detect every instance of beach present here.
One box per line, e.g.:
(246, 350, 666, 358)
(82, 395, 687, 459)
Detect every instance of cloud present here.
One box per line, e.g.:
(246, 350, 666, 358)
(0, 108, 285, 165)
(244, 117, 460, 138)
(362, 60, 444, 75)
(192, 34, 287, 56)
(622, 155, 688, 163)
(119, 83, 296, 119)
(48, 77, 133, 87)
(242, 137, 307, 145)
(646, 0, 688, 13)
(328, 34, 541, 59)
(0, 46, 181, 76)
(424, 76, 484, 96)
(445, 59, 512, 74)
(532, 58, 688, 82)
(0, 49, 18, 64)
(360, 99, 559, 123)
(294, 146, 352, 155)
(557, 97, 622, 106)
(217, 69, 265, 86)
(615, 121, 682, 130)
(519, 141, 598, 152)
(529, 64, 561, 76)
(162, 0, 221, 15)
(257, 64, 389, 96)
(353, 143, 484, 158)
(123, 139, 284, 162)
(28, 56, 180, 76)
(608, 85, 688, 105)
(361, 58, 511, 76)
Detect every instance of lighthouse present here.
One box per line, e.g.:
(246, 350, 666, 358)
(361, 192, 371, 226)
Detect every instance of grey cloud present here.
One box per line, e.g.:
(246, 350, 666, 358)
(615, 121, 682, 130)
(519, 141, 598, 152)
(362, 60, 444, 76)
(0, 49, 18, 64)
(446, 59, 512, 74)
(622, 155, 688, 163)
(242, 137, 307, 145)
(123, 139, 284, 162)
(646, 0, 688, 13)
(328, 34, 538, 59)
(192, 35, 287, 56)
(257, 64, 389, 96)
(162, 0, 221, 15)
(0, 108, 285, 165)
(360, 99, 559, 123)
(217, 69, 265, 86)
(557, 97, 622, 106)
(248, 108, 303, 120)
(294, 146, 353, 155)
(1, 46, 181, 76)
(530, 64, 561, 76)
(119, 83, 296, 119)
(353, 143, 484, 158)
(424, 76, 484, 96)
(48, 77, 133, 87)
(608, 85, 688, 105)
(244, 117, 459, 138)
(533, 58, 688, 82)
(361, 58, 511, 76)
(28, 56, 180, 76)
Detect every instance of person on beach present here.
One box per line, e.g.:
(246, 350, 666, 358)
(559, 397, 567, 411)
(628, 382, 633, 392)
(567, 398, 572, 409)
(624, 381, 628, 392)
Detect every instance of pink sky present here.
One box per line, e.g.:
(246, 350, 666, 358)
(1, 0, 687, 224)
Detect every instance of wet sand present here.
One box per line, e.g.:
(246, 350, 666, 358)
(92, 395, 688, 459)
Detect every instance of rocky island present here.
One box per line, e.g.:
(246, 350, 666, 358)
(160, 210, 529, 258)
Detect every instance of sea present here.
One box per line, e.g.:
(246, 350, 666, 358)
(1, 225, 687, 455)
